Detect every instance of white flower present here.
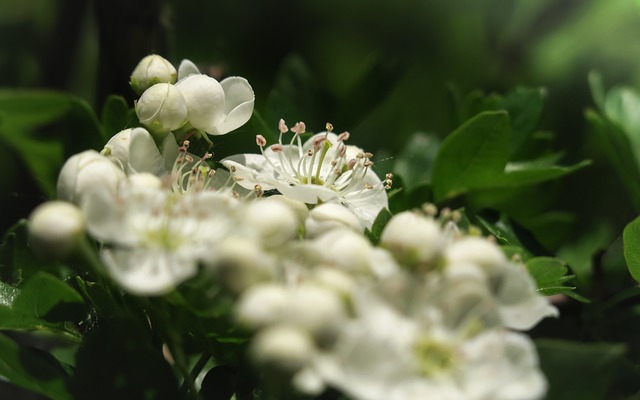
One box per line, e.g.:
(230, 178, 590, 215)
(242, 197, 300, 248)
(57, 150, 125, 205)
(135, 83, 188, 133)
(130, 54, 177, 95)
(82, 176, 241, 295)
(222, 121, 390, 228)
(29, 201, 85, 258)
(445, 237, 559, 330)
(251, 325, 316, 373)
(175, 59, 255, 135)
(306, 291, 547, 400)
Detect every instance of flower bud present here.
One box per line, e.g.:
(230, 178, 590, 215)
(29, 201, 85, 258)
(379, 211, 443, 267)
(445, 237, 507, 275)
(313, 228, 374, 275)
(130, 54, 177, 95)
(175, 74, 225, 132)
(135, 83, 188, 133)
(57, 150, 125, 205)
(287, 284, 345, 341)
(236, 284, 290, 329)
(250, 325, 315, 373)
(244, 197, 299, 248)
(209, 236, 276, 294)
(305, 203, 361, 238)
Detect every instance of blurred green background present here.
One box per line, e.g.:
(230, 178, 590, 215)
(3, 0, 640, 398)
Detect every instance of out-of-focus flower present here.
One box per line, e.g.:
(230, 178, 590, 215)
(82, 175, 241, 295)
(57, 150, 125, 205)
(28, 201, 85, 258)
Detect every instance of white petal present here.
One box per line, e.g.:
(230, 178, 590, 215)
(82, 189, 136, 245)
(207, 77, 255, 135)
(102, 248, 198, 295)
(177, 59, 200, 81)
(175, 74, 226, 132)
(161, 132, 180, 172)
(275, 182, 338, 204)
(127, 128, 166, 175)
(221, 154, 276, 190)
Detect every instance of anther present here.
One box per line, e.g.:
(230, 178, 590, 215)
(326, 122, 334, 132)
(279, 119, 288, 133)
(338, 131, 350, 141)
(347, 159, 357, 170)
(271, 144, 284, 152)
(291, 121, 306, 134)
(256, 134, 267, 147)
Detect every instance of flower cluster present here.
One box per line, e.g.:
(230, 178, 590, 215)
(26, 54, 558, 400)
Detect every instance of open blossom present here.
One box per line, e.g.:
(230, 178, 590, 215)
(301, 291, 547, 400)
(222, 120, 391, 228)
(82, 174, 242, 295)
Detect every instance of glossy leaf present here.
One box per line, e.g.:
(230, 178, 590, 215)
(623, 216, 640, 283)
(393, 132, 440, 192)
(364, 208, 393, 244)
(432, 111, 510, 201)
(0, 332, 73, 400)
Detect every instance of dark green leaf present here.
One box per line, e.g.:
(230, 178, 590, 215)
(392, 132, 440, 191)
(0, 272, 85, 338)
(72, 316, 182, 400)
(200, 365, 238, 400)
(536, 340, 625, 400)
(432, 111, 510, 201)
(0, 332, 73, 400)
(101, 95, 133, 139)
(588, 71, 606, 111)
(623, 216, 640, 283)
(500, 86, 545, 155)
(586, 108, 640, 211)
(364, 208, 393, 244)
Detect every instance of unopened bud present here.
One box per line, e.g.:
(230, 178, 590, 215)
(130, 54, 177, 95)
(57, 150, 125, 205)
(305, 203, 361, 238)
(379, 211, 444, 267)
(250, 325, 314, 373)
(175, 74, 225, 132)
(29, 201, 85, 258)
(135, 83, 188, 132)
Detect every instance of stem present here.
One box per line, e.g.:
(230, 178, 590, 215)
(179, 353, 212, 395)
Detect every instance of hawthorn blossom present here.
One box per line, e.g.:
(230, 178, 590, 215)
(222, 120, 391, 228)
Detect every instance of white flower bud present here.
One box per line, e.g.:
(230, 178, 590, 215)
(209, 236, 276, 294)
(313, 228, 373, 275)
(244, 197, 299, 248)
(135, 83, 188, 132)
(305, 203, 361, 238)
(29, 201, 85, 258)
(445, 237, 507, 275)
(379, 211, 443, 267)
(236, 284, 290, 329)
(130, 54, 177, 95)
(250, 325, 315, 373)
(57, 150, 125, 204)
(287, 284, 345, 340)
(175, 74, 225, 132)
(267, 195, 309, 223)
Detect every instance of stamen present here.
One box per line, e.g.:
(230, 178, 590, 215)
(338, 131, 350, 141)
(279, 119, 289, 134)
(326, 122, 334, 132)
(256, 134, 267, 147)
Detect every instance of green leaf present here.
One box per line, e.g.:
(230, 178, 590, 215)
(0, 90, 103, 196)
(71, 316, 182, 400)
(0, 272, 85, 338)
(586, 109, 640, 211)
(525, 257, 570, 287)
(536, 340, 625, 400)
(588, 71, 606, 111)
(0, 332, 73, 400)
(623, 216, 640, 283)
(393, 132, 440, 192)
(500, 86, 545, 155)
(432, 111, 510, 201)
(364, 208, 393, 244)
(496, 157, 591, 187)
(101, 94, 133, 140)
